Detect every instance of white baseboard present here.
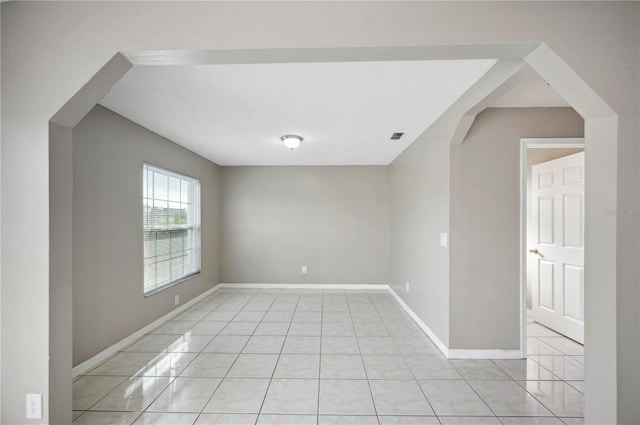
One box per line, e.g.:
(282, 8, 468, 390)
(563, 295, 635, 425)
(220, 283, 390, 290)
(387, 286, 523, 360)
(386, 286, 450, 357)
(72, 284, 222, 378)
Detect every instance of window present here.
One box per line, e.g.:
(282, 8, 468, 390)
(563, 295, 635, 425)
(143, 163, 200, 295)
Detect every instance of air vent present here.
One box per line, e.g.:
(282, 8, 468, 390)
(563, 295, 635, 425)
(390, 132, 404, 140)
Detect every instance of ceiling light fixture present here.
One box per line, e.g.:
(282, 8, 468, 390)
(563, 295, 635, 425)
(281, 135, 303, 150)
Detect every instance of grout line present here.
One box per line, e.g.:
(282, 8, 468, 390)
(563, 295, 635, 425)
(365, 290, 438, 423)
(191, 290, 259, 425)
(255, 290, 299, 423)
(316, 290, 323, 422)
(347, 291, 381, 425)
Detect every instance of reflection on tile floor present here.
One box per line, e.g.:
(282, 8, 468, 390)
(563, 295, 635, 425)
(74, 289, 584, 424)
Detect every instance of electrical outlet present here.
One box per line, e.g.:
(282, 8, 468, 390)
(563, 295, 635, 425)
(302, 265, 308, 274)
(174, 294, 180, 306)
(406, 281, 410, 292)
(26, 393, 42, 419)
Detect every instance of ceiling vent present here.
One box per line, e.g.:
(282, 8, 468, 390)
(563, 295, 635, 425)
(390, 132, 404, 140)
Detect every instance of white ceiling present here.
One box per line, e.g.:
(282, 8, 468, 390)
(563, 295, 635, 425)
(100, 60, 498, 166)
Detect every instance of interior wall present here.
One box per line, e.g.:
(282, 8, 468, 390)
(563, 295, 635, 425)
(526, 147, 584, 310)
(389, 124, 451, 346)
(2, 2, 638, 424)
(72, 105, 221, 365)
(449, 108, 584, 350)
(221, 166, 389, 285)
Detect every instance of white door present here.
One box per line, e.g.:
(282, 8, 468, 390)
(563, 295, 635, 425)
(531, 152, 585, 343)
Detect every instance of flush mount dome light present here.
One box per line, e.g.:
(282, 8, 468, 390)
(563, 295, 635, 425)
(281, 134, 303, 150)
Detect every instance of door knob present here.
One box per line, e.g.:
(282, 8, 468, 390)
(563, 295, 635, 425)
(529, 248, 539, 254)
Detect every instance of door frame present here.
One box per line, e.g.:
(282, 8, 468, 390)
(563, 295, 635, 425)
(519, 137, 585, 357)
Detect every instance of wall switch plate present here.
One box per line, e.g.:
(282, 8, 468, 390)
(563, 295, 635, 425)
(405, 281, 410, 292)
(174, 295, 180, 306)
(440, 233, 448, 247)
(26, 393, 42, 419)
(302, 265, 308, 274)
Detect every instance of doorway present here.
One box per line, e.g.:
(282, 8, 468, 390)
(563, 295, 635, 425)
(520, 138, 585, 356)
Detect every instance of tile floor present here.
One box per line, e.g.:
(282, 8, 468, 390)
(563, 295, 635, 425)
(73, 288, 584, 425)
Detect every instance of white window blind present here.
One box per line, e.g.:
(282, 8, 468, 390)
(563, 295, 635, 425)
(143, 164, 200, 295)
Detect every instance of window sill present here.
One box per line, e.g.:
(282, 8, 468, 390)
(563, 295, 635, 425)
(144, 271, 201, 297)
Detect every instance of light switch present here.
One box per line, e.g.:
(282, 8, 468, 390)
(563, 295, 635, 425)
(440, 233, 448, 247)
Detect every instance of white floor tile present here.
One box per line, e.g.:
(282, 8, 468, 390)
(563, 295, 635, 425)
(274, 354, 320, 378)
(438, 417, 501, 425)
(319, 416, 377, 425)
(321, 337, 360, 354)
(74, 288, 585, 424)
(418, 379, 493, 416)
(257, 414, 317, 425)
(203, 378, 270, 414)
(147, 377, 221, 412)
(282, 336, 321, 353)
(90, 376, 173, 411)
(404, 354, 462, 379)
(261, 379, 319, 414)
(362, 355, 414, 379)
(203, 335, 250, 353)
(319, 379, 376, 415)
(242, 335, 286, 354)
(195, 413, 258, 424)
(320, 355, 366, 379)
(468, 380, 553, 417)
(179, 353, 237, 377)
(520, 381, 584, 417)
(449, 360, 511, 380)
(133, 412, 199, 424)
(73, 375, 127, 410)
(73, 411, 140, 424)
(226, 353, 278, 378)
(369, 379, 434, 416)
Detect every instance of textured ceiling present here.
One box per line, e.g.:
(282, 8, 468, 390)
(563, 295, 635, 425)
(100, 60, 498, 165)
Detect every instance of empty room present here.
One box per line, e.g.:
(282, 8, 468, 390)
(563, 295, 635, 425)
(1, 2, 639, 425)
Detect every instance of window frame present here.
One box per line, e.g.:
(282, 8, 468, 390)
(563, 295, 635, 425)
(142, 163, 201, 296)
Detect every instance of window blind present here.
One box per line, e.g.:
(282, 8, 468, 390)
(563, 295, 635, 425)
(143, 163, 200, 295)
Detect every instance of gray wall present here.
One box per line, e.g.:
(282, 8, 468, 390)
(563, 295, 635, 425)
(449, 108, 584, 350)
(221, 166, 389, 285)
(389, 124, 451, 346)
(72, 106, 221, 365)
(526, 147, 584, 310)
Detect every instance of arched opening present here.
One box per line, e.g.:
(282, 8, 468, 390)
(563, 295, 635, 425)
(49, 44, 617, 424)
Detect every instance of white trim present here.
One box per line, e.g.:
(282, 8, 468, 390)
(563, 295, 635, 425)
(519, 137, 584, 358)
(219, 283, 389, 290)
(447, 349, 523, 359)
(72, 284, 222, 378)
(522, 137, 585, 149)
(386, 287, 450, 357)
(388, 286, 524, 359)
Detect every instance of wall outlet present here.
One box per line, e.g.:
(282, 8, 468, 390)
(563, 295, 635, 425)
(174, 294, 180, 306)
(440, 232, 448, 247)
(26, 393, 42, 419)
(405, 281, 410, 292)
(302, 265, 308, 274)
